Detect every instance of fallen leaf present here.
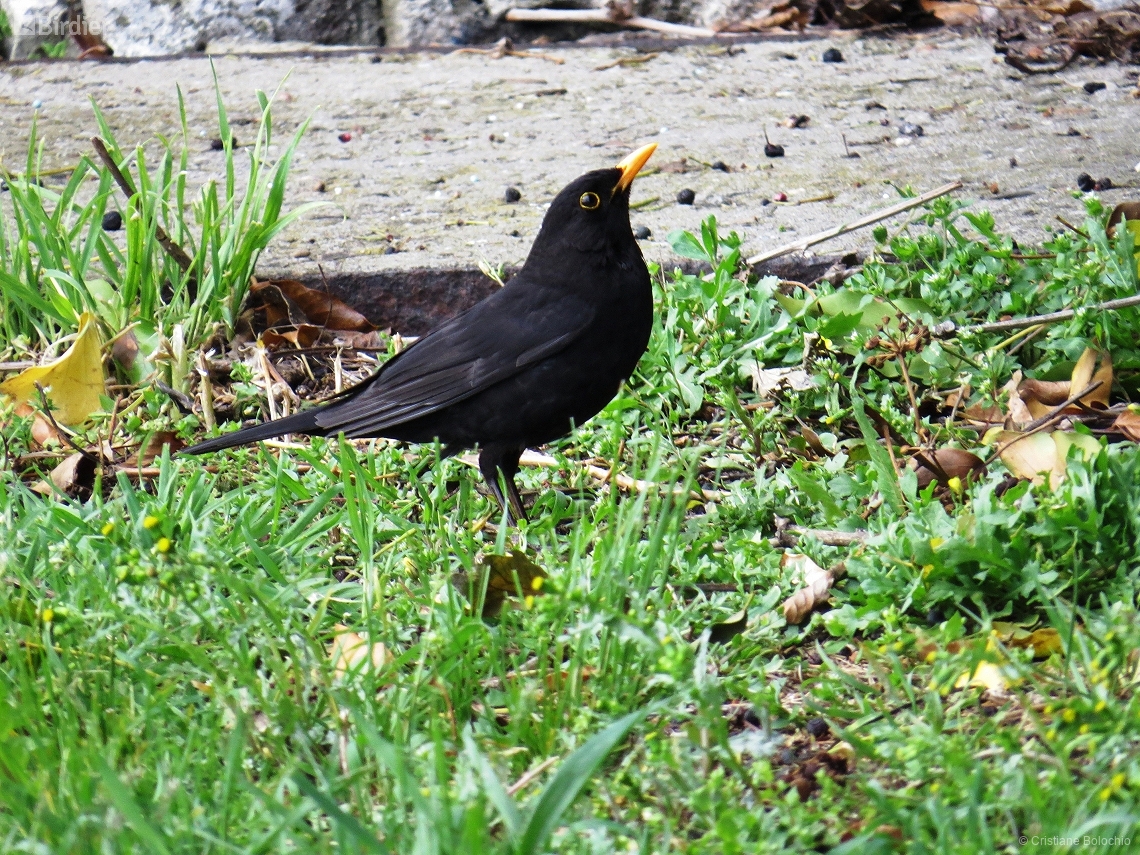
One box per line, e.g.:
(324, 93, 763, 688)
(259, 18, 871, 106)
(0, 313, 105, 425)
(989, 428, 1100, 489)
(261, 324, 322, 350)
(9, 401, 65, 448)
(782, 554, 843, 624)
(1111, 407, 1140, 441)
(920, 0, 980, 25)
(249, 279, 375, 332)
(1106, 201, 1140, 274)
(1069, 347, 1111, 409)
(707, 594, 753, 644)
(120, 431, 184, 470)
(750, 365, 814, 397)
(1002, 372, 1033, 428)
(1007, 627, 1064, 658)
(909, 447, 986, 490)
(32, 453, 97, 500)
(454, 550, 548, 619)
(328, 624, 392, 680)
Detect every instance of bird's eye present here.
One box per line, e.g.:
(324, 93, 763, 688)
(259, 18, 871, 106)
(579, 192, 601, 210)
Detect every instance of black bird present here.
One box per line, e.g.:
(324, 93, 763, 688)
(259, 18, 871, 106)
(183, 143, 658, 522)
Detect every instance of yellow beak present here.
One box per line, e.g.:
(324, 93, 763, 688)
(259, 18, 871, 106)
(614, 143, 657, 193)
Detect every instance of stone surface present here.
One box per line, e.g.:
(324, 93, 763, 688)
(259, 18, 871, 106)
(0, 33, 1137, 316)
(82, 0, 385, 56)
(0, 0, 71, 60)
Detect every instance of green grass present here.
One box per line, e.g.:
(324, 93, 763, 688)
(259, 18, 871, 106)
(2, 89, 1140, 853)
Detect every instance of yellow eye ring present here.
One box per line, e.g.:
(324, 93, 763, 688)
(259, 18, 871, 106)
(579, 192, 601, 210)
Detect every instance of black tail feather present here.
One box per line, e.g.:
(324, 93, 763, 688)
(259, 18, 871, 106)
(181, 409, 325, 455)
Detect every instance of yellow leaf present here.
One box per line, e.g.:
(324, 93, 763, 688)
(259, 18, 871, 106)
(1050, 431, 1100, 490)
(954, 660, 1009, 695)
(1068, 348, 1111, 409)
(1010, 628, 1065, 659)
(0, 313, 105, 426)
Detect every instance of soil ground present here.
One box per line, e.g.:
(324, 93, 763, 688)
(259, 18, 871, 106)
(0, 32, 1137, 284)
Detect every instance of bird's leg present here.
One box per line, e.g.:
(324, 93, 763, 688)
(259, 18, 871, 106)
(478, 444, 527, 524)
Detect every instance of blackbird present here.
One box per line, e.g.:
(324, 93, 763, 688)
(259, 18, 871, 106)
(183, 143, 658, 522)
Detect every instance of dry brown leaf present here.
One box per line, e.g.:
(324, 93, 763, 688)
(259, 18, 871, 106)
(909, 447, 986, 490)
(1111, 407, 1140, 441)
(328, 624, 392, 680)
(250, 279, 375, 332)
(1001, 371, 1033, 428)
(920, 0, 980, 25)
(32, 453, 97, 500)
(782, 554, 843, 624)
(121, 431, 184, 470)
(0, 313, 105, 426)
(1018, 377, 1071, 407)
(261, 324, 322, 351)
(1106, 201, 1140, 237)
(9, 401, 65, 448)
(1070, 347, 1112, 409)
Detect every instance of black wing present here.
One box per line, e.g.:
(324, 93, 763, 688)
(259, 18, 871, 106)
(315, 280, 596, 437)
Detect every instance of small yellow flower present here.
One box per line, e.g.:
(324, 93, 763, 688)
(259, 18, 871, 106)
(101, 521, 115, 536)
(531, 576, 543, 592)
(1062, 709, 1076, 723)
(929, 537, 945, 550)
(930, 782, 940, 793)
(1099, 787, 1113, 801)
(921, 564, 935, 578)
(947, 477, 963, 495)
(1079, 724, 1090, 735)
(41, 608, 54, 624)
(1044, 704, 1054, 715)
(143, 515, 160, 530)
(156, 537, 172, 554)
(1046, 728, 1057, 741)
(1095, 700, 1107, 713)
(1112, 773, 1126, 790)
(524, 595, 535, 610)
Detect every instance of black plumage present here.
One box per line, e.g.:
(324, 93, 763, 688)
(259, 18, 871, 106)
(183, 144, 658, 522)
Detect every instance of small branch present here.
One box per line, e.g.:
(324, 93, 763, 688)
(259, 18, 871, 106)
(934, 294, 1140, 339)
(505, 8, 717, 37)
(506, 756, 560, 796)
(771, 527, 869, 548)
(91, 137, 197, 280)
(987, 380, 1102, 465)
(746, 181, 963, 267)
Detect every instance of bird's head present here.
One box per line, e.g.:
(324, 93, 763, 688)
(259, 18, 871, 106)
(526, 143, 657, 265)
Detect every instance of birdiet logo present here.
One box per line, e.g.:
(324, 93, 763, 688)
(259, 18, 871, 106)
(20, 16, 103, 37)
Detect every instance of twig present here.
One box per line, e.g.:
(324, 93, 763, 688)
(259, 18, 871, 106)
(507, 756, 560, 796)
(91, 137, 197, 280)
(770, 527, 869, 548)
(505, 8, 716, 37)
(746, 182, 963, 267)
(987, 381, 1102, 465)
(450, 36, 564, 64)
(594, 52, 660, 71)
(33, 383, 98, 463)
(934, 294, 1140, 338)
